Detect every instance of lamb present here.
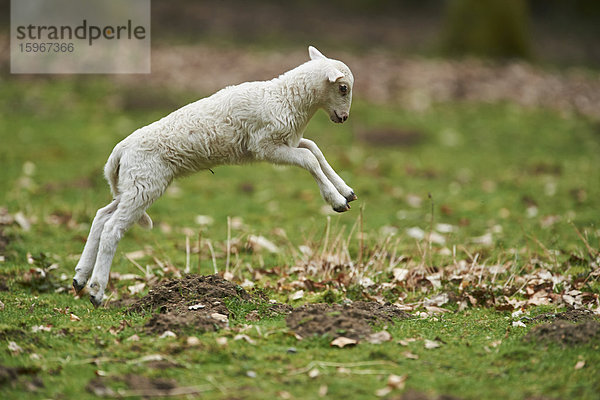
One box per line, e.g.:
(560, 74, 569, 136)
(73, 46, 357, 306)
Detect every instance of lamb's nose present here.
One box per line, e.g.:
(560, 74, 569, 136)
(340, 113, 348, 122)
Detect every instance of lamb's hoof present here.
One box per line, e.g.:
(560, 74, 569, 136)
(73, 278, 85, 294)
(345, 191, 358, 202)
(333, 202, 351, 213)
(89, 294, 103, 308)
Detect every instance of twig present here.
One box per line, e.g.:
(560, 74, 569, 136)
(197, 230, 203, 275)
(206, 239, 218, 274)
(571, 222, 599, 259)
(184, 235, 190, 274)
(226, 216, 231, 274)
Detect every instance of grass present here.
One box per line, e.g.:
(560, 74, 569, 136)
(1, 76, 599, 399)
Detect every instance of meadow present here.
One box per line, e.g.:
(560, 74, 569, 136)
(0, 72, 599, 399)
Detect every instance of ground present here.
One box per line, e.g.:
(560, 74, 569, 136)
(0, 43, 599, 399)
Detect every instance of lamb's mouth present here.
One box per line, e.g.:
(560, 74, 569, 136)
(331, 111, 343, 123)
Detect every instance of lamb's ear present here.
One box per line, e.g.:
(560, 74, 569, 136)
(327, 67, 344, 83)
(309, 46, 326, 60)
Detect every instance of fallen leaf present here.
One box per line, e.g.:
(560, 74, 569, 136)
(187, 336, 201, 346)
(8, 341, 23, 354)
(424, 339, 441, 349)
(125, 334, 140, 342)
(376, 374, 407, 397)
(234, 334, 256, 345)
(397, 338, 417, 346)
(159, 331, 177, 339)
(210, 313, 228, 323)
(70, 313, 81, 322)
(215, 337, 228, 346)
(330, 336, 358, 348)
(308, 368, 320, 378)
(574, 360, 585, 370)
(375, 387, 392, 397)
(247, 235, 280, 253)
(318, 385, 328, 397)
(127, 282, 146, 295)
(387, 374, 407, 389)
(403, 351, 419, 360)
(289, 290, 304, 301)
(31, 325, 52, 333)
(366, 330, 392, 344)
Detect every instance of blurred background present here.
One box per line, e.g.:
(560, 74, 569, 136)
(0, 0, 598, 269)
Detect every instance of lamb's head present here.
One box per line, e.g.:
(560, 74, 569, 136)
(308, 46, 354, 124)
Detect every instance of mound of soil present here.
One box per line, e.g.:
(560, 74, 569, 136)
(286, 301, 411, 340)
(525, 319, 600, 346)
(128, 274, 252, 334)
(390, 390, 463, 400)
(531, 309, 596, 323)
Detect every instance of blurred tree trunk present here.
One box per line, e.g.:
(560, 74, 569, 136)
(441, 0, 531, 59)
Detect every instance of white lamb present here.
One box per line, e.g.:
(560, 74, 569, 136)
(73, 46, 357, 306)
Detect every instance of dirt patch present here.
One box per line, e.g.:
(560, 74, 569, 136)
(0, 365, 41, 391)
(525, 319, 600, 346)
(286, 301, 410, 340)
(127, 274, 289, 334)
(87, 374, 178, 397)
(532, 309, 597, 323)
(389, 390, 463, 400)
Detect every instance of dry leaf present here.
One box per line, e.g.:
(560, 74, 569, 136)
(127, 282, 146, 295)
(215, 337, 228, 346)
(125, 334, 140, 342)
(366, 330, 392, 344)
(330, 336, 358, 348)
(289, 290, 304, 301)
(376, 374, 407, 397)
(403, 351, 419, 360)
(8, 341, 23, 354)
(387, 374, 407, 389)
(318, 385, 328, 397)
(424, 339, 441, 349)
(159, 331, 177, 339)
(70, 313, 81, 322)
(187, 336, 201, 346)
(397, 338, 417, 346)
(308, 368, 320, 378)
(31, 325, 52, 333)
(574, 360, 585, 370)
(375, 387, 392, 397)
(210, 313, 228, 323)
(234, 334, 256, 345)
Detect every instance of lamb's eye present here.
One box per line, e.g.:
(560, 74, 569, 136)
(339, 84, 348, 94)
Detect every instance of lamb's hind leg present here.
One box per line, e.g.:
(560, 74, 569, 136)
(73, 200, 119, 293)
(87, 180, 166, 307)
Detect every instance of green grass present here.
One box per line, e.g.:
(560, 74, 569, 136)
(1, 77, 599, 399)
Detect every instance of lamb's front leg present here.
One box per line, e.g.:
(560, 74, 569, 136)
(298, 138, 357, 203)
(262, 144, 351, 212)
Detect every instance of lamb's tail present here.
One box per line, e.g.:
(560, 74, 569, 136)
(103, 144, 153, 230)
